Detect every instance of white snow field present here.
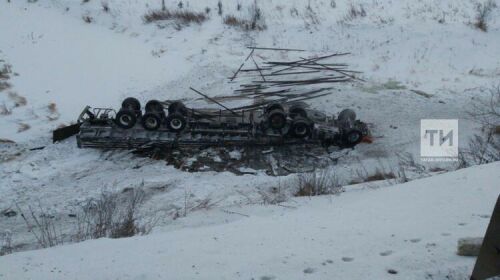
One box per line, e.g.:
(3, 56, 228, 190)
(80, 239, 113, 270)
(0, 0, 499, 278)
(1, 162, 499, 280)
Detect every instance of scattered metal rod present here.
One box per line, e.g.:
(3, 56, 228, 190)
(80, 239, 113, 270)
(300, 57, 365, 82)
(230, 48, 255, 81)
(276, 204, 298, 209)
(230, 63, 246, 82)
(250, 55, 266, 82)
(283, 92, 333, 103)
(270, 53, 350, 74)
(246, 46, 306, 52)
(251, 77, 350, 84)
(265, 62, 349, 67)
(190, 87, 239, 116)
(225, 49, 362, 111)
(244, 70, 322, 77)
(229, 88, 332, 111)
(215, 89, 292, 100)
(238, 68, 273, 72)
(221, 209, 250, 217)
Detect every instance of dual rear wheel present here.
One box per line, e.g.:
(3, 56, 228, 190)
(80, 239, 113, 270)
(115, 98, 187, 132)
(115, 97, 141, 129)
(141, 100, 165, 131)
(264, 103, 313, 138)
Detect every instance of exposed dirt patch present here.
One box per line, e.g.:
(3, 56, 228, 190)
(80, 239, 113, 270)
(134, 144, 351, 176)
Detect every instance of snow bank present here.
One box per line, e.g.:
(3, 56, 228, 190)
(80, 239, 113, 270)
(1, 162, 498, 280)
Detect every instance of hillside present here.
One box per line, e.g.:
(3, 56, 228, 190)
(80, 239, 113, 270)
(1, 162, 498, 280)
(0, 1, 499, 279)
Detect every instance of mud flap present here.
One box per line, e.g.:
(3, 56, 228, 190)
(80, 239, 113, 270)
(470, 195, 500, 280)
(52, 123, 81, 143)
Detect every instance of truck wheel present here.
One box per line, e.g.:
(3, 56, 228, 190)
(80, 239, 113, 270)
(267, 109, 287, 130)
(165, 113, 186, 132)
(141, 113, 161, 131)
(309, 110, 327, 123)
(343, 129, 363, 147)
(288, 105, 307, 119)
(265, 103, 284, 114)
(145, 100, 164, 113)
(168, 101, 188, 116)
(290, 117, 312, 138)
(122, 97, 141, 112)
(115, 109, 137, 129)
(338, 109, 356, 122)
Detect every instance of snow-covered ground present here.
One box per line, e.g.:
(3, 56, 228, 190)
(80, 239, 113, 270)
(0, 0, 499, 278)
(1, 162, 499, 280)
(1, 0, 499, 142)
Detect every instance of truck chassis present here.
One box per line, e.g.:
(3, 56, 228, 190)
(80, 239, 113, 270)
(76, 99, 369, 151)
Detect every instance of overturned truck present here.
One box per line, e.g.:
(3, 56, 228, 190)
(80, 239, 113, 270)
(75, 48, 370, 152)
(76, 97, 368, 150)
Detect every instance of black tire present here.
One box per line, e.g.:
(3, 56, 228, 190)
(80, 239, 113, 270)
(343, 129, 363, 147)
(338, 109, 356, 122)
(290, 117, 312, 138)
(265, 103, 284, 114)
(309, 110, 327, 122)
(145, 100, 164, 113)
(121, 97, 141, 112)
(141, 112, 162, 131)
(288, 105, 307, 119)
(165, 113, 187, 132)
(115, 109, 137, 129)
(168, 101, 188, 116)
(267, 109, 287, 130)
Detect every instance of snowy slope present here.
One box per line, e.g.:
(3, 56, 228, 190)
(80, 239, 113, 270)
(0, 0, 499, 271)
(1, 162, 498, 280)
(1, 0, 499, 142)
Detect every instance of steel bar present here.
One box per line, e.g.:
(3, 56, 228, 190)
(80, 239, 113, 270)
(270, 53, 350, 75)
(190, 87, 239, 116)
(251, 77, 350, 84)
(246, 46, 306, 52)
(229, 88, 332, 111)
(230, 48, 255, 81)
(242, 70, 322, 77)
(250, 54, 266, 82)
(300, 57, 365, 82)
(238, 68, 273, 72)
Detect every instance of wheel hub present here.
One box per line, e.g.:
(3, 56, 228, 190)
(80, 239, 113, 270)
(171, 119, 182, 129)
(294, 125, 307, 135)
(120, 115, 131, 125)
(348, 132, 360, 143)
(271, 115, 284, 128)
(146, 117, 158, 128)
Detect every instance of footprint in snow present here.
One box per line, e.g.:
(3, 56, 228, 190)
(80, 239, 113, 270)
(387, 269, 398, 275)
(342, 257, 354, 262)
(303, 268, 315, 274)
(321, 259, 334, 266)
(425, 243, 437, 249)
(410, 238, 421, 243)
(379, 250, 393, 256)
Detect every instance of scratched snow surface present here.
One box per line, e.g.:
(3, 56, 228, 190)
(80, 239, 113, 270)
(0, 0, 499, 278)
